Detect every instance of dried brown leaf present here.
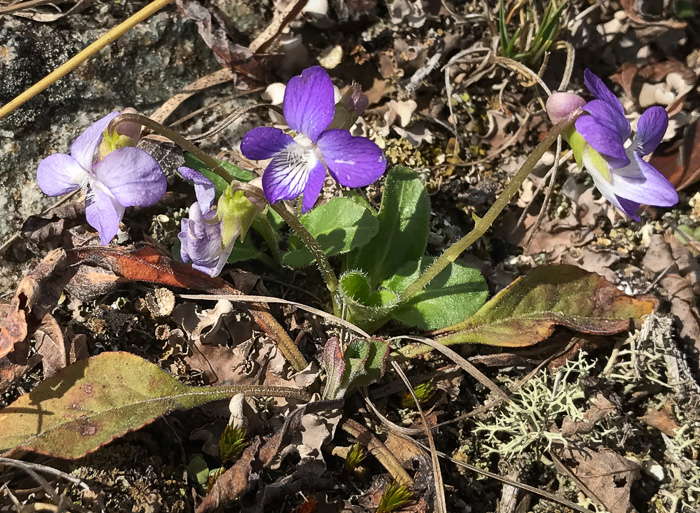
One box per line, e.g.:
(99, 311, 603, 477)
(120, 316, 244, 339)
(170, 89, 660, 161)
(553, 444, 640, 513)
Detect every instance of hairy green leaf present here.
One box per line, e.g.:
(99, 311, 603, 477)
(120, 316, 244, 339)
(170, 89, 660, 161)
(384, 258, 488, 330)
(351, 166, 430, 285)
(283, 198, 379, 267)
(183, 153, 255, 195)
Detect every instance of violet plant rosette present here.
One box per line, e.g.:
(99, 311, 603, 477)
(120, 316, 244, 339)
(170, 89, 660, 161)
(36, 111, 166, 244)
(571, 69, 678, 220)
(241, 66, 387, 212)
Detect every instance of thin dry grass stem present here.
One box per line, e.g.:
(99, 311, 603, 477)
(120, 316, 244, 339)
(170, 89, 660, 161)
(363, 393, 425, 436)
(178, 293, 371, 338)
(0, 0, 62, 15)
(494, 57, 551, 95)
(186, 103, 281, 143)
(392, 335, 510, 402)
(0, 0, 173, 122)
(524, 135, 563, 251)
(433, 337, 577, 429)
(0, 458, 91, 493)
(512, 148, 572, 233)
(168, 88, 265, 128)
(390, 359, 447, 513)
(415, 440, 592, 513)
(0, 459, 92, 513)
(341, 419, 413, 486)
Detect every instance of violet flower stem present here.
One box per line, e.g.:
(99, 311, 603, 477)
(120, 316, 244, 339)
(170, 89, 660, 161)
(270, 203, 341, 313)
(109, 113, 340, 311)
(398, 111, 583, 304)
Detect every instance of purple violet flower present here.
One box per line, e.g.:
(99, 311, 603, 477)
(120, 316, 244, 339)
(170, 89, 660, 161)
(241, 66, 387, 212)
(178, 167, 230, 277)
(36, 111, 166, 244)
(574, 69, 678, 220)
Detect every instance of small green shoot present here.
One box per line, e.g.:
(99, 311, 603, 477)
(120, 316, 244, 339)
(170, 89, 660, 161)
(377, 481, 413, 513)
(343, 443, 367, 475)
(219, 425, 249, 463)
(402, 379, 436, 408)
(206, 467, 225, 492)
(498, 0, 567, 65)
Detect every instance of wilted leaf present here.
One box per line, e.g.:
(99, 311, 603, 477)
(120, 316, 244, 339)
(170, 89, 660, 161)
(0, 250, 70, 359)
(434, 265, 656, 347)
(351, 166, 430, 285)
(383, 258, 488, 330)
(283, 198, 379, 267)
(0, 352, 304, 459)
(21, 199, 85, 245)
(553, 444, 640, 513)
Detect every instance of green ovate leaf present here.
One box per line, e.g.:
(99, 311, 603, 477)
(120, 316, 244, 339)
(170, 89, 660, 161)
(383, 258, 488, 330)
(0, 352, 268, 459)
(183, 153, 255, 197)
(433, 264, 656, 348)
(351, 166, 430, 285)
(282, 198, 379, 267)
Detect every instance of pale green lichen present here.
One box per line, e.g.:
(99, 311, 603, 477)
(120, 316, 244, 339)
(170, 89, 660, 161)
(474, 352, 595, 458)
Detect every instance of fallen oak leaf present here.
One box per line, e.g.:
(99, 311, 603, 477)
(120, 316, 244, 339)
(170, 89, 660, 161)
(431, 265, 656, 348)
(0, 351, 310, 459)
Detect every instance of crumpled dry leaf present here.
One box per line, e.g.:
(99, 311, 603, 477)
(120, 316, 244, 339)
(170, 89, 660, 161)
(553, 443, 640, 513)
(561, 392, 617, 438)
(0, 303, 41, 393)
(642, 233, 700, 354)
(175, 0, 264, 84)
(640, 401, 680, 437)
(197, 439, 262, 513)
(0, 249, 69, 360)
(21, 199, 85, 246)
(35, 314, 88, 379)
(620, 0, 686, 30)
(611, 60, 696, 113)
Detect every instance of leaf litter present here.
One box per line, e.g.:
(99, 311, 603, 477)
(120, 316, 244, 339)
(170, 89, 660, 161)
(1, 0, 700, 511)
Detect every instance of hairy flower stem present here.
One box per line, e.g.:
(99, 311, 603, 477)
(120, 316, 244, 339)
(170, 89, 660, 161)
(398, 112, 582, 304)
(108, 113, 312, 372)
(200, 384, 311, 402)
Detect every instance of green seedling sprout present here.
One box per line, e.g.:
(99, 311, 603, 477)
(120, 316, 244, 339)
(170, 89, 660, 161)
(219, 425, 249, 464)
(376, 481, 413, 513)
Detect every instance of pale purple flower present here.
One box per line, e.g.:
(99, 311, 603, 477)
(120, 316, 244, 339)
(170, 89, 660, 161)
(574, 69, 678, 220)
(37, 111, 166, 244)
(241, 66, 387, 212)
(178, 167, 231, 277)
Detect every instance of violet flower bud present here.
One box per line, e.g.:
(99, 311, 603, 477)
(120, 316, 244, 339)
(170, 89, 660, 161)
(546, 92, 586, 124)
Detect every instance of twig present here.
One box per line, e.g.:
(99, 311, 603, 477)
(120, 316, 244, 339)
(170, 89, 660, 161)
(341, 418, 413, 486)
(391, 359, 447, 513)
(0, 0, 173, 121)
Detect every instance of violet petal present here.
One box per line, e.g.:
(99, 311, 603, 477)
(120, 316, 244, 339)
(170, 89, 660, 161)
(613, 153, 678, 207)
(316, 129, 387, 187)
(93, 147, 166, 207)
(301, 160, 327, 213)
(635, 106, 668, 155)
(583, 69, 625, 117)
(616, 196, 641, 221)
(85, 186, 125, 245)
(262, 142, 316, 204)
(283, 66, 335, 142)
(179, 166, 216, 212)
(583, 99, 631, 141)
(241, 127, 294, 160)
(575, 116, 630, 166)
(36, 153, 87, 196)
(71, 111, 120, 170)
(179, 202, 230, 277)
